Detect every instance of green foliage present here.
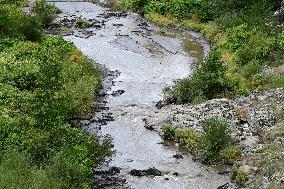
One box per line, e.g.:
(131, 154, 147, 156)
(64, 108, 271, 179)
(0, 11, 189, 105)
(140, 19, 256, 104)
(232, 166, 249, 185)
(0, 0, 27, 5)
(168, 51, 232, 103)
(0, 5, 42, 41)
(175, 128, 201, 153)
(201, 118, 232, 162)
(33, 0, 61, 27)
(162, 118, 240, 163)
(75, 17, 92, 28)
(132, 0, 151, 13)
(240, 61, 262, 80)
(163, 124, 176, 140)
(0, 149, 61, 189)
(0, 36, 111, 188)
(0, 37, 24, 52)
(123, 0, 275, 22)
(220, 146, 242, 164)
(163, 125, 201, 154)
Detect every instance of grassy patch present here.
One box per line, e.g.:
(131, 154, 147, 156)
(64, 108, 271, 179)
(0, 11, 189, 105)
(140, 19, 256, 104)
(252, 125, 284, 187)
(75, 17, 92, 28)
(163, 118, 241, 164)
(232, 166, 249, 185)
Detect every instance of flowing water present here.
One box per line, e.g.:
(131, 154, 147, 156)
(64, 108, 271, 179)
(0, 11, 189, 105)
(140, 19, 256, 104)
(52, 1, 230, 188)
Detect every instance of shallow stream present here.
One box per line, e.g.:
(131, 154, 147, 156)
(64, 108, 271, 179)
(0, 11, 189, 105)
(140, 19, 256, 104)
(53, 2, 230, 188)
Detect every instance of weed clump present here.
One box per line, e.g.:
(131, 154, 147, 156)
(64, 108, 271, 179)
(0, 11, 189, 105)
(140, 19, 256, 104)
(163, 118, 241, 163)
(75, 17, 92, 28)
(232, 166, 249, 185)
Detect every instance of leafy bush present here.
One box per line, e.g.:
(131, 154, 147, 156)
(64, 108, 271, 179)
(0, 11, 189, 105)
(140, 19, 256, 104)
(167, 50, 233, 103)
(220, 146, 242, 164)
(232, 166, 249, 185)
(175, 128, 201, 153)
(132, 0, 151, 13)
(0, 0, 27, 5)
(201, 118, 232, 162)
(0, 36, 111, 188)
(33, 0, 61, 27)
(162, 118, 241, 163)
(0, 5, 42, 41)
(0, 2, 111, 188)
(75, 17, 92, 28)
(163, 125, 201, 154)
(0, 37, 24, 52)
(163, 124, 176, 140)
(0, 149, 61, 189)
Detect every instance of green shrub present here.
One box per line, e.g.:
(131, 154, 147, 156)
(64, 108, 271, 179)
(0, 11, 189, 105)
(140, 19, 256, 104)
(132, 0, 151, 13)
(240, 60, 262, 79)
(232, 166, 249, 185)
(220, 146, 242, 164)
(0, 2, 111, 189)
(201, 118, 232, 162)
(175, 128, 201, 153)
(33, 0, 60, 27)
(0, 37, 24, 52)
(0, 149, 61, 189)
(0, 0, 27, 5)
(0, 36, 111, 188)
(163, 124, 176, 140)
(45, 153, 91, 189)
(167, 50, 232, 103)
(0, 5, 42, 41)
(163, 125, 201, 154)
(75, 17, 92, 28)
(144, 0, 196, 19)
(162, 119, 242, 164)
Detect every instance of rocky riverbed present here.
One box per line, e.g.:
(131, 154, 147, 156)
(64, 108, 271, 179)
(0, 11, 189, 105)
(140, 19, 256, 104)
(43, 0, 284, 188)
(146, 88, 284, 187)
(46, 1, 235, 189)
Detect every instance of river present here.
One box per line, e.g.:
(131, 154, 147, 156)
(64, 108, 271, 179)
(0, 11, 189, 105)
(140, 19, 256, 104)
(52, 1, 230, 188)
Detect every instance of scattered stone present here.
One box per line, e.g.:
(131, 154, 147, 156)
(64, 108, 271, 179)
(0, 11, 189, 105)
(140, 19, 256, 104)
(130, 169, 144, 176)
(217, 182, 237, 189)
(113, 23, 124, 27)
(146, 88, 282, 148)
(173, 172, 179, 176)
(196, 173, 204, 177)
(129, 167, 162, 177)
(100, 12, 127, 19)
(145, 167, 162, 176)
(111, 90, 125, 96)
(173, 154, 183, 159)
(109, 166, 120, 175)
(156, 100, 165, 109)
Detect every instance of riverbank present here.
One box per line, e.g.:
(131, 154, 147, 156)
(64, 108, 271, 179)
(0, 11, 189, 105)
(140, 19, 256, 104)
(0, 1, 112, 188)
(146, 87, 284, 187)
